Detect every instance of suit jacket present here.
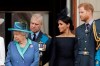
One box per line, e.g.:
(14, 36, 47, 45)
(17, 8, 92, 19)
(28, 31, 51, 65)
(5, 39, 39, 66)
(75, 23, 96, 66)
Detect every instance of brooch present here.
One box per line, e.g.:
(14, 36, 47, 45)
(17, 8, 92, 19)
(30, 44, 33, 48)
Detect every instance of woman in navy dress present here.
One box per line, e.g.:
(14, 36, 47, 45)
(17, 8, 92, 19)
(49, 13, 76, 66)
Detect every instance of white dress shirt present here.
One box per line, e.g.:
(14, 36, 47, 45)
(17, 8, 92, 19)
(0, 37, 5, 65)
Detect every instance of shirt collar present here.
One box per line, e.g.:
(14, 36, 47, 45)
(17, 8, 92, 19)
(28, 38, 32, 45)
(31, 31, 40, 38)
(85, 19, 94, 25)
(35, 31, 39, 38)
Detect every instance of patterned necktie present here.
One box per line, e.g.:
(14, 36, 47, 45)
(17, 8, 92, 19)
(33, 33, 36, 41)
(86, 23, 90, 30)
(85, 23, 90, 34)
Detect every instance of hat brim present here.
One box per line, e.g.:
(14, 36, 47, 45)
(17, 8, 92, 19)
(8, 28, 32, 33)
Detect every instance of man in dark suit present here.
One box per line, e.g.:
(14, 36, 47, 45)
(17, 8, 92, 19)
(28, 13, 51, 66)
(75, 3, 96, 66)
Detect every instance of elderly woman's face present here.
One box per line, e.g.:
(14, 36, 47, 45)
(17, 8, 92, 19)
(13, 31, 25, 42)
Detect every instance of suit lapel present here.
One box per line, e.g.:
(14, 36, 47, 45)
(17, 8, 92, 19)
(28, 33, 32, 40)
(15, 39, 32, 59)
(35, 31, 43, 42)
(23, 39, 32, 54)
(80, 24, 86, 36)
(16, 43, 24, 59)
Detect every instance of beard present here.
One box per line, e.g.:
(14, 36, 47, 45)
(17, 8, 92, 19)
(80, 16, 89, 22)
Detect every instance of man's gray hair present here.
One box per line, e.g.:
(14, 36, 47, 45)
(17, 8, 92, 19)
(31, 13, 43, 24)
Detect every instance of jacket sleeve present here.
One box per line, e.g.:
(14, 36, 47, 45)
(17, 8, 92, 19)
(0, 37, 5, 65)
(5, 42, 12, 66)
(74, 29, 79, 65)
(30, 42, 39, 66)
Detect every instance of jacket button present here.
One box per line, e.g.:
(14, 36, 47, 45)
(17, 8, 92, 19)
(85, 41, 87, 43)
(78, 38, 80, 40)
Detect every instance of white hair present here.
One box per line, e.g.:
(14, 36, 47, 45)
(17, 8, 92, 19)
(13, 31, 29, 38)
(21, 32, 29, 38)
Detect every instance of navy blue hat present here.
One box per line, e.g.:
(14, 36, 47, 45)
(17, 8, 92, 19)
(57, 8, 68, 19)
(57, 8, 74, 31)
(8, 22, 31, 33)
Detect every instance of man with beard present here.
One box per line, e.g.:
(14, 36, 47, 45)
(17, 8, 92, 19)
(75, 3, 96, 66)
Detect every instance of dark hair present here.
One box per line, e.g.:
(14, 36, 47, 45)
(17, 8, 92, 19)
(57, 15, 74, 31)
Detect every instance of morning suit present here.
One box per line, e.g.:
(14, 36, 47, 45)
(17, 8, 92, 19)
(5, 39, 39, 66)
(75, 20, 96, 66)
(28, 31, 51, 65)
